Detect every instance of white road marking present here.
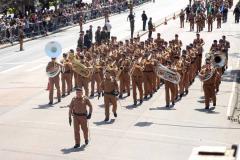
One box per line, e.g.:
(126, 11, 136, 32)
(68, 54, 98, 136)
(25, 64, 46, 72)
(0, 65, 24, 74)
(227, 60, 240, 117)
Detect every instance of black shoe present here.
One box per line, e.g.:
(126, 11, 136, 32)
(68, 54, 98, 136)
(90, 93, 94, 97)
(61, 94, 65, 98)
(150, 94, 153, 98)
(104, 117, 109, 122)
(119, 94, 123, 99)
(144, 96, 147, 99)
(134, 101, 137, 106)
(114, 113, 117, 117)
(140, 99, 143, 104)
(68, 92, 70, 95)
(172, 102, 175, 106)
(74, 144, 80, 148)
(216, 89, 219, 93)
(213, 103, 216, 107)
(205, 106, 210, 110)
(85, 139, 89, 145)
(166, 104, 170, 108)
(127, 93, 130, 97)
(185, 90, 189, 95)
(175, 96, 178, 101)
(58, 99, 61, 102)
(180, 93, 183, 98)
(48, 101, 53, 105)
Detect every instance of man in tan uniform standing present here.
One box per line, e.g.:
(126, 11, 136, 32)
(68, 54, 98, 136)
(61, 53, 72, 97)
(46, 58, 61, 105)
(101, 70, 119, 122)
(69, 88, 92, 148)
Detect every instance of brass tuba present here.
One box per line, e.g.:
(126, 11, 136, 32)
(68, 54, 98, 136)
(71, 58, 93, 78)
(155, 63, 181, 84)
(198, 66, 214, 82)
(212, 51, 226, 68)
(45, 41, 62, 78)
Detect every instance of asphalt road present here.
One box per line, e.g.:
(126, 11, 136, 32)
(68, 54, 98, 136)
(0, 0, 240, 160)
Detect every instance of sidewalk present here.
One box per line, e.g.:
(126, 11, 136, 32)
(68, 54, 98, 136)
(0, 1, 151, 50)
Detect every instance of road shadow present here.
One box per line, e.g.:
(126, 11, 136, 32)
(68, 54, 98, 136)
(149, 106, 176, 111)
(98, 104, 105, 108)
(61, 145, 86, 154)
(125, 103, 141, 110)
(33, 103, 54, 109)
(135, 121, 153, 127)
(195, 108, 220, 114)
(93, 119, 115, 126)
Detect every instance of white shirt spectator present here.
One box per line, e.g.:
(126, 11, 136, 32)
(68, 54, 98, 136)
(105, 21, 112, 32)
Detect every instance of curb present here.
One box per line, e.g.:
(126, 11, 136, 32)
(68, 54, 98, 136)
(0, 2, 151, 50)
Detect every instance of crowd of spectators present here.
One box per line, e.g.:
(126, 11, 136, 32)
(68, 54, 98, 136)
(0, 0, 150, 45)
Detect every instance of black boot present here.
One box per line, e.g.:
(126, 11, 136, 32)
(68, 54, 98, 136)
(185, 90, 189, 95)
(144, 95, 148, 99)
(85, 139, 89, 145)
(74, 144, 80, 148)
(61, 94, 65, 98)
(48, 101, 53, 105)
(119, 94, 123, 99)
(104, 117, 109, 122)
(172, 102, 175, 106)
(140, 99, 143, 104)
(58, 98, 61, 103)
(134, 101, 137, 106)
(205, 106, 209, 110)
(150, 93, 153, 98)
(90, 93, 94, 97)
(166, 104, 170, 108)
(127, 93, 130, 97)
(114, 113, 117, 117)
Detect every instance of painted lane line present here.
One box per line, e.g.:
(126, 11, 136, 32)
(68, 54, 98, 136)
(0, 65, 24, 74)
(227, 60, 240, 117)
(25, 64, 46, 72)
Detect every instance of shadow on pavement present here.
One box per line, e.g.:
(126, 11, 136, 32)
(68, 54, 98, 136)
(93, 119, 115, 126)
(195, 108, 220, 114)
(222, 69, 240, 83)
(149, 106, 176, 111)
(61, 145, 86, 154)
(33, 104, 53, 109)
(135, 122, 153, 127)
(125, 103, 141, 110)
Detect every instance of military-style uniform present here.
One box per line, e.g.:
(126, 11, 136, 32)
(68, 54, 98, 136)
(143, 59, 155, 98)
(207, 14, 214, 32)
(90, 65, 102, 97)
(46, 60, 61, 104)
(199, 64, 217, 109)
(131, 62, 144, 105)
(216, 12, 222, 28)
(61, 59, 72, 96)
(189, 12, 195, 31)
(79, 16, 83, 32)
(101, 74, 119, 121)
(69, 95, 92, 147)
(19, 27, 24, 51)
(119, 59, 131, 98)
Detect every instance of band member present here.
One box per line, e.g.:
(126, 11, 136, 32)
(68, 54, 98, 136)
(143, 55, 155, 99)
(46, 57, 61, 105)
(101, 70, 119, 122)
(207, 13, 214, 32)
(131, 58, 144, 105)
(216, 11, 222, 29)
(165, 61, 176, 107)
(193, 33, 204, 72)
(199, 59, 217, 109)
(118, 57, 131, 98)
(61, 53, 72, 97)
(68, 88, 92, 148)
(77, 55, 91, 97)
(90, 58, 102, 97)
(189, 11, 195, 31)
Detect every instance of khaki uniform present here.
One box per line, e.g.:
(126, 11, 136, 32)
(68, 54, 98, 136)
(46, 61, 61, 103)
(131, 64, 144, 103)
(180, 11, 185, 28)
(143, 61, 155, 97)
(77, 61, 91, 97)
(199, 65, 217, 108)
(165, 79, 176, 106)
(19, 28, 24, 51)
(216, 12, 222, 28)
(61, 60, 72, 95)
(207, 14, 214, 32)
(119, 60, 131, 97)
(189, 13, 195, 31)
(91, 66, 102, 96)
(101, 77, 119, 119)
(69, 96, 92, 145)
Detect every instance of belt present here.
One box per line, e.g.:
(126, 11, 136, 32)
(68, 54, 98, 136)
(73, 112, 87, 117)
(143, 71, 154, 73)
